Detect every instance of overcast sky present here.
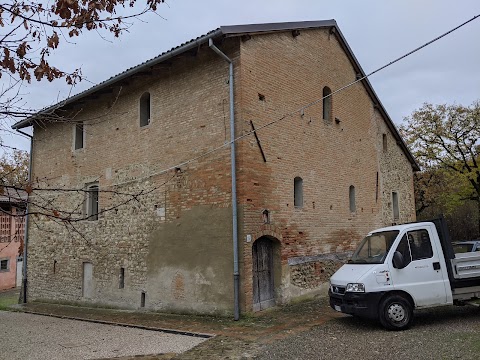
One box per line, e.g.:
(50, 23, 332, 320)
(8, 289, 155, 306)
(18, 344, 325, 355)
(4, 0, 480, 153)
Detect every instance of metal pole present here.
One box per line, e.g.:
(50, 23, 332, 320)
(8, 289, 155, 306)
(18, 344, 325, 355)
(16, 129, 33, 304)
(209, 39, 240, 320)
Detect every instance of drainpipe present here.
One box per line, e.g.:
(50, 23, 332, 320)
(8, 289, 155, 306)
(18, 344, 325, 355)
(209, 38, 240, 321)
(16, 128, 33, 304)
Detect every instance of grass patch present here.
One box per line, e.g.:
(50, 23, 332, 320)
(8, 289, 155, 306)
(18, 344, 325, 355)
(0, 294, 18, 310)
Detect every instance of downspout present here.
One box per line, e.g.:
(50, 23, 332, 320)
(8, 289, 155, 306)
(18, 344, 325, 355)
(16, 128, 33, 304)
(208, 38, 240, 321)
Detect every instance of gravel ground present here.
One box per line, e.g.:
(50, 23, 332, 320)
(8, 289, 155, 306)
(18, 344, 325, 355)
(253, 305, 480, 360)
(0, 311, 206, 360)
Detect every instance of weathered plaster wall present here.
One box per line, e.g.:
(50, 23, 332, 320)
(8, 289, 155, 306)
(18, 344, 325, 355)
(0, 206, 24, 290)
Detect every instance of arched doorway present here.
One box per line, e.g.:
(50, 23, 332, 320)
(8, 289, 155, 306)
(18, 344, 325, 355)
(252, 236, 277, 311)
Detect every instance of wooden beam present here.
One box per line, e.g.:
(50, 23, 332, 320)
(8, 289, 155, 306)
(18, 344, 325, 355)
(250, 120, 267, 162)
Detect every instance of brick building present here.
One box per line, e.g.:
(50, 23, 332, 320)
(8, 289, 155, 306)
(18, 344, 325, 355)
(12, 21, 417, 315)
(0, 189, 26, 291)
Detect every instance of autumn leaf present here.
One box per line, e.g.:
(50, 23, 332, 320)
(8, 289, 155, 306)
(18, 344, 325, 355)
(47, 32, 60, 48)
(25, 183, 33, 194)
(16, 41, 28, 58)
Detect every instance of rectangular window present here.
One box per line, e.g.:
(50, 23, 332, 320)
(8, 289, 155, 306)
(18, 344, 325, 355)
(140, 92, 151, 127)
(392, 192, 399, 221)
(0, 258, 10, 271)
(86, 184, 99, 221)
(383, 134, 387, 152)
(294, 177, 303, 208)
(74, 123, 84, 150)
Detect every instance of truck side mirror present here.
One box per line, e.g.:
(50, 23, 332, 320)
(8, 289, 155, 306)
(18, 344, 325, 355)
(393, 251, 406, 269)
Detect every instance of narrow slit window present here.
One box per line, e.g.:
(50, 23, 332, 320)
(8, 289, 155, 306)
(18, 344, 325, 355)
(140, 92, 151, 127)
(294, 177, 303, 208)
(74, 123, 84, 150)
(392, 192, 399, 221)
(141, 291, 146, 307)
(119, 267, 125, 289)
(86, 184, 99, 221)
(323, 86, 332, 120)
(383, 134, 387, 152)
(349, 185, 356, 213)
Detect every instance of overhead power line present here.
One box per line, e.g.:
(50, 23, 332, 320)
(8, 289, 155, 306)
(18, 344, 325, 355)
(114, 13, 480, 188)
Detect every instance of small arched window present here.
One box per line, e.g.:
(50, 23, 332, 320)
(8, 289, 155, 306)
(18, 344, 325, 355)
(349, 185, 356, 213)
(140, 92, 151, 127)
(323, 86, 332, 120)
(294, 177, 303, 208)
(262, 209, 270, 224)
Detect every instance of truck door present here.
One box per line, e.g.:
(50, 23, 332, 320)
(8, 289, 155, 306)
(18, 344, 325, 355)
(390, 227, 448, 307)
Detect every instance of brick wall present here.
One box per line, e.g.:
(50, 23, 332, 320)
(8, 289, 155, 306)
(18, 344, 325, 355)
(235, 29, 415, 310)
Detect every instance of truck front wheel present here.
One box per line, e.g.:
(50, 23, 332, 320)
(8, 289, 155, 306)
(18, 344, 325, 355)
(378, 295, 413, 330)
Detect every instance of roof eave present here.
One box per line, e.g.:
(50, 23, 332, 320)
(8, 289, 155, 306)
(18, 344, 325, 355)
(11, 21, 419, 170)
(331, 26, 420, 171)
(12, 28, 224, 130)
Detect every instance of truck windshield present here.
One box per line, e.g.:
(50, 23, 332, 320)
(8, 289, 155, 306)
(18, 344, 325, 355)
(350, 230, 399, 264)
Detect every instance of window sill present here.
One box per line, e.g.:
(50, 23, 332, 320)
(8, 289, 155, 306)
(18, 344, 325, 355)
(72, 148, 85, 154)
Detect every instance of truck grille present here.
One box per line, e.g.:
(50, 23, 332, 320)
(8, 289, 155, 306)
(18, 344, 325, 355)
(331, 285, 346, 295)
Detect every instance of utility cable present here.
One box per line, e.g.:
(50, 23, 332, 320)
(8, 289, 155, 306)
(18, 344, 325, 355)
(113, 13, 480, 188)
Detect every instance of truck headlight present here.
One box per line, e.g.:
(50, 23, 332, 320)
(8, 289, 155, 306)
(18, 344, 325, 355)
(346, 283, 365, 292)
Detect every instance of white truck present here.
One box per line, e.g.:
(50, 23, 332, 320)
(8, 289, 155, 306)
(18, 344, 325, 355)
(329, 217, 480, 330)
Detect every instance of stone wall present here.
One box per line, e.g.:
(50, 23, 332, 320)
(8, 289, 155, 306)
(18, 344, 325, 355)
(27, 41, 239, 314)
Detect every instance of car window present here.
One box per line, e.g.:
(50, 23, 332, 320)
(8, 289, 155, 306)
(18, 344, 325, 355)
(408, 229, 433, 260)
(395, 229, 433, 266)
(395, 234, 412, 267)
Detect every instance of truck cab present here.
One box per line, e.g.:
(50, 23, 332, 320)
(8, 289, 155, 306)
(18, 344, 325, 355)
(329, 218, 480, 330)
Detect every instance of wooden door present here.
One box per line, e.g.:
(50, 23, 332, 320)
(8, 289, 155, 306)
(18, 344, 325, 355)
(252, 237, 275, 311)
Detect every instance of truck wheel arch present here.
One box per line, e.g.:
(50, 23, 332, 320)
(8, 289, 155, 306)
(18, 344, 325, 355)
(379, 290, 415, 309)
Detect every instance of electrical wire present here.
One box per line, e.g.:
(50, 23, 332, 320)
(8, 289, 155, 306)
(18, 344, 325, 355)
(109, 13, 480, 188)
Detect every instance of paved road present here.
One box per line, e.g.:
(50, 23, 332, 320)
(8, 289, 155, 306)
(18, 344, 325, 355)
(0, 311, 206, 360)
(253, 305, 480, 360)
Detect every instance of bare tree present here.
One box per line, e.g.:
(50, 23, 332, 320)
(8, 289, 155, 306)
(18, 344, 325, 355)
(0, 0, 165, 124)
